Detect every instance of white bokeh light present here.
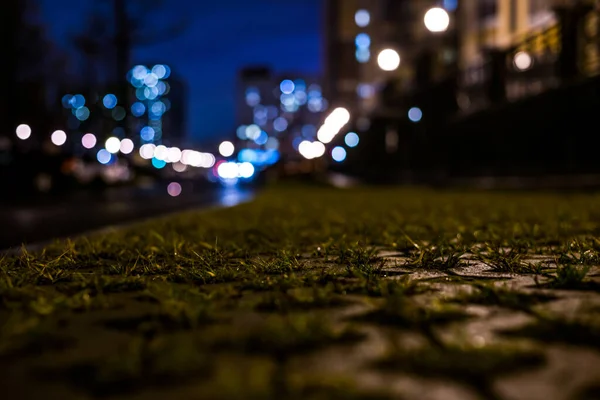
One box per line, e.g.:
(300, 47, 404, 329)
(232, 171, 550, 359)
(424, 7, 450, 33)
(238, 162, 255, 179)
(105, 137, 121, 154)
(219, 141, 235, 157)
(377, 49, 401, 71)
(119, 138, 134, 154)
(139, 143, 156, 159)
(299, 141, 326, 160)
(167, 147, 182, 163)
(81, 133, 97, 149)
(51, 130, 67, 146)
(154, 145, 168, 161)
(514, 51, 533, 71)
(16, 124, 32, 140)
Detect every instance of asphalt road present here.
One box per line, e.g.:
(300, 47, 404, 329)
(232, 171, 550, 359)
(0, 182, 255, 250)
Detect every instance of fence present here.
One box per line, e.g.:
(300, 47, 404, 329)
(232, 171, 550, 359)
(457, 4, 599, 116)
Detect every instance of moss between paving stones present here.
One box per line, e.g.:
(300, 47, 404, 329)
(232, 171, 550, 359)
(1, 185, 600, 398)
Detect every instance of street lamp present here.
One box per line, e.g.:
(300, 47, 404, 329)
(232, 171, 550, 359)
(377, 49, 401, 71)
(424, 7, 450, 33)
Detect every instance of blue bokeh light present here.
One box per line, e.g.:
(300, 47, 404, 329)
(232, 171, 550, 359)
(254, 131, 268, 145)
(70, 94, 85, 109)
(103, 94, 117, 109)
(408, 107, 423, 122)
(152, 64, 167, 79)
(345, 132, 360, 148)
(132, 65, 149, 80)
(355, 33, 371, 49)
(141, 126, 155, 141)
(332, 146, 347, 162)
(131, 102, 146, 117)
(355, 48, 370, 63)
(280, 79, 295, 94)
(75, 106, 90, 121)
(62, 94, 73, 109)
(97, 149, 112, 165)
(444, 0, 458, 11)
(152, 157, 166, 169)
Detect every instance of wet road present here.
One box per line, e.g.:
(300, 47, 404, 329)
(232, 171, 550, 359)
(0, 182, 255, 250)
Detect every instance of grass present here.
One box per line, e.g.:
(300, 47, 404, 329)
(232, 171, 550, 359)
(375, 342, 546, 400)
(1, 185, 600, 398)
(448, 284, 557, 313)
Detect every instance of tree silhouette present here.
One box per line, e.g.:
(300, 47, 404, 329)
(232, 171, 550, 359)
(0, 0, 57, 143)
(72, 0, 188, 137)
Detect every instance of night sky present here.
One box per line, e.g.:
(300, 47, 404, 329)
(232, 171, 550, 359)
(41, 0, 323, 145)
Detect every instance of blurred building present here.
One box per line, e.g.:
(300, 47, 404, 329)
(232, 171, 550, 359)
(160, 73, 188, 146)
(323, 0, 598, 117)
(323, 0, 436, 118)
(234, 66, 328, 167)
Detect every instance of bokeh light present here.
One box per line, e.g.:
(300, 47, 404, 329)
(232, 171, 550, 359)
(514, 51, 533, 71)
(152, 64, 167, 79)
(105, 137, 121, 154)
(16, 124, 31, 140)
(355, 9, 370, 27)
(424, 7, 450, 33)
(219, 141, 235, 157)
(167, 182, 182, 197)
(245, 124, 261, 140)
(217, 162, 239, 179)
(119, 138, 134, 154)
(154, 145, 168, 161)
(152, 157, 166, 169)
(377, 49, 401, 71)
(132, 65, 149, 80)
(345, 132, 359, 147)
(51, 130, 67, 146)
(299, 140, 326, 159)
(238, 162, 255, 179)
(81, 133, 97, 149)
(103, 94, 117, 109)
(236, 125, 248, 139)
(355, 33, 371, 49)
(331, 146, 347, 162)
(96, 149, 112, 165)
(318, 107, 351, 144)
(254, 131, 268, 145)
(167, 147, 182, 163)
(273, 117, 288, 132)
(264, 137, 278, 151)
(141, 126, 155, 141)
(408, 107, 423, 122)
(355, 48, 370, 63)
(70, 94, 85, 109)
(75, 107, 90, 121)
(131, 102, 146, 117)
(139, 143, 156, 159)
(280, 79, 295, 94)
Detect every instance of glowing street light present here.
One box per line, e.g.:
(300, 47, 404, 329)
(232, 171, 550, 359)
(377, 49, 401, 71)
(424, 7, 450, 33)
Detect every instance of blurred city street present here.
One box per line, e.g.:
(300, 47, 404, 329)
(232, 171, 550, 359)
(4, 0, 600, 399)
(0, 183, 254, 250)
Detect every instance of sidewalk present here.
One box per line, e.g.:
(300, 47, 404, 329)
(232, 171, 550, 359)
(1, 185, 599, 399)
